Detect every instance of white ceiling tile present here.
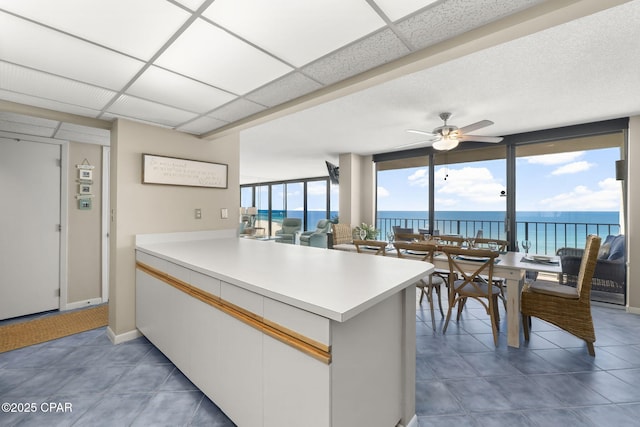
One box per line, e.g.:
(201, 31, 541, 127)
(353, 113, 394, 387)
(177, 116, 229, 135)
(127, 66, 236, 114)
(245, 72, 322, 107)
(156, 18, 293, 94)
(203, 0, 386, 67)
(372, 0, 438, 21)
(302, 29, 410, 85)
(0, 89, 105, 118)
(0, 0, 190, 61)
(108, 95, 199, 127)
(208, 98, 266, 123)
(0, 62, 117, 110)
(0, 12, 144, 90)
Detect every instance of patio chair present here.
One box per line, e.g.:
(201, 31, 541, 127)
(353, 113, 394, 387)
(441, 246, 502, 346)
(521, 234, 601, 356)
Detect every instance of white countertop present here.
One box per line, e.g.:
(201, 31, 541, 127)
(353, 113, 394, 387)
(136, 236, 432, 322)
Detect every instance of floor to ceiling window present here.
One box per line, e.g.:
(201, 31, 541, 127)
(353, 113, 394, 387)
(433, 146, 506, 239)
(240, 177, 335, 235)
(515, 134, 624, 255)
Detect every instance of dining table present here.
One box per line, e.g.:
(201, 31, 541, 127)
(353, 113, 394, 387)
(333, 242, 562, 348)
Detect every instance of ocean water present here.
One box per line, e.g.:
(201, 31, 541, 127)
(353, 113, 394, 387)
(257, 210, 621, 254)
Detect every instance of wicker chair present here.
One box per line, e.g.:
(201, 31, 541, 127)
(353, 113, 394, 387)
(330, 223, 353, 247)
(393, 241, 446, 330)
(521, 234, 601, 356)
(441, 247, 502, 346)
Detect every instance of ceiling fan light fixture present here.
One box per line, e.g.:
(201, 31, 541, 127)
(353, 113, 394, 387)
(432, 136, 460, 151)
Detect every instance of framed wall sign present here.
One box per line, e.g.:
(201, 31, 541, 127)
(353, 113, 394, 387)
(142, 154, 228, 189)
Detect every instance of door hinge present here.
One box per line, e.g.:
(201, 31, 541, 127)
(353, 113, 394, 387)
(56, 224, 62, 232)
(56, 158, 61, 167)
(55, 288, 60, 297)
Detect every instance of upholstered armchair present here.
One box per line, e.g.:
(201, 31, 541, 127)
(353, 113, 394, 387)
(275, 218, 302, 244)
(300, 219, 333, 248)
(557, 234, 626, 300)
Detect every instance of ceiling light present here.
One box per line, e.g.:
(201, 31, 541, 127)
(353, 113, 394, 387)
(432, 136, 459, 151)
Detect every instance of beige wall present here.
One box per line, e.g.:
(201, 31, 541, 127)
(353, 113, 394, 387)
(109, 119, 240, 337)
(67, 142, 103, 303)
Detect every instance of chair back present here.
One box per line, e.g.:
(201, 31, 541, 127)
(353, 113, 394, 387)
(314, 219, 333, 233)
(474, 238, 508, 251)
(353, 239, 388, 255)
(331, 223, 353, 245)
(441, 246, 500, 297)
(576, 235, 602, 301)
(436, 235, 465, 246)
(394, 232, 425, 242)
(280, 218, 302, 234)
(393, 241, 438, 262)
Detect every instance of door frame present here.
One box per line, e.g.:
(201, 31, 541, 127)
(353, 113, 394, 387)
(102, 146, 110, 302)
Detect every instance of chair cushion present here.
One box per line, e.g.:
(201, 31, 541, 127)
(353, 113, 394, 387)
(607, 235, 625, 261)
(455, 280, 501, 297)
(526, 280, 579, 299)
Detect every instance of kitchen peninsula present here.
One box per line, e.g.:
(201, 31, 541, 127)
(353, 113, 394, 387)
(135, 230, 431, 427)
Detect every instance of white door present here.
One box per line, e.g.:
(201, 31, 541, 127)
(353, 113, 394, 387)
(0, 138, 61, 320)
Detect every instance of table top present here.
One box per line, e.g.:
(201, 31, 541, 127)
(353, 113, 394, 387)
(137, 237, 432, 322)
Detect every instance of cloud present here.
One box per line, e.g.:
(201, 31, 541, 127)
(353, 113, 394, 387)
(538, 178, 621, 210)
(306, 181, 327, 195)
(551, 161, 594, 175)
(407, 168, 429, 187)
(434, 166, 505, 209)
(377, 186, 390, 198)
(526, 151, 584, 165)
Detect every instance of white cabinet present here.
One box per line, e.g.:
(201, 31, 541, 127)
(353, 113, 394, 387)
(136, 246, 416, 427)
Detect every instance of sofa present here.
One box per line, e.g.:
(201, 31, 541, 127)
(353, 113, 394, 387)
(557, 234, 626, 302)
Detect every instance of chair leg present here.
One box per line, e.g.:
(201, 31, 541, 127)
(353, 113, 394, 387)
(492, 296, 500, 331)
(488, 298, 499, 346)
(427, 287, 436, 331)
(434, 282, 445, 318)
(442, 304, 453, 334)
(522, 313, 530, 341)
(456, 297, 466, 321)
(587, 341, 595, 357)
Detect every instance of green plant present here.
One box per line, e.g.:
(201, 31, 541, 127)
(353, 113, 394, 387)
(355, 223, 379, 240)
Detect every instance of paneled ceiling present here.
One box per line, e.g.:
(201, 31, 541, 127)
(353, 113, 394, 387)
(1, 0, 639, 183)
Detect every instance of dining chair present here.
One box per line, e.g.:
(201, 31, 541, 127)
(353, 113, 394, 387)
(521, 234, 601, 356)
(393, 241, 446, 330)
(353, 239, 388, 256)
(472, 237, 509, 310)
(394, 232, 425, 242)
(441, 246, 502, 346)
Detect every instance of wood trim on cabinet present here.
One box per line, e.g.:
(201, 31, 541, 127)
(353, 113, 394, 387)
(136, 261, 332, 364)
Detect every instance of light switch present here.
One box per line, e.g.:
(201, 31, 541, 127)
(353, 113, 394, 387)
(221, 208, 228, 219)
(195, 208, 202, 219)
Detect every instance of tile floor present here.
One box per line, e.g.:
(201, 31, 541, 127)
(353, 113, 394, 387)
(1, 295, 640, 426)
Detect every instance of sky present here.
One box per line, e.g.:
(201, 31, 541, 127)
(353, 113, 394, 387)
(377, 147, 622, 212)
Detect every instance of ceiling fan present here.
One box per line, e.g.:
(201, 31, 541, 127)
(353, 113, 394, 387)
(404, 112, 503, 151)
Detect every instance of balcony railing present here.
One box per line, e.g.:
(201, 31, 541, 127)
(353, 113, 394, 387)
(377, 217, 621, 255)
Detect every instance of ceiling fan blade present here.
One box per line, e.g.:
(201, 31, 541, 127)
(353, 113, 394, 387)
(406, 129, 438, 137)
(395, 138, 441, 149)
(458, 120, 494, 134)
(458, 135, 503, 143)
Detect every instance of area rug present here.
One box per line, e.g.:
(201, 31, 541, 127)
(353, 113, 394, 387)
(0, 304, 108, 353)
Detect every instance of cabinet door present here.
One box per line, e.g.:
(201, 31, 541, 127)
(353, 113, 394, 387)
(263, 336, 330, 427)
(217, 282, 264, 426)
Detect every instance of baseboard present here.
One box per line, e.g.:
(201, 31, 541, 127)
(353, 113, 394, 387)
(398, 414, 418, 427)
(107, 327, 142, 345)
(62, 298, 104, 311)
(627, 306, 640, 315)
